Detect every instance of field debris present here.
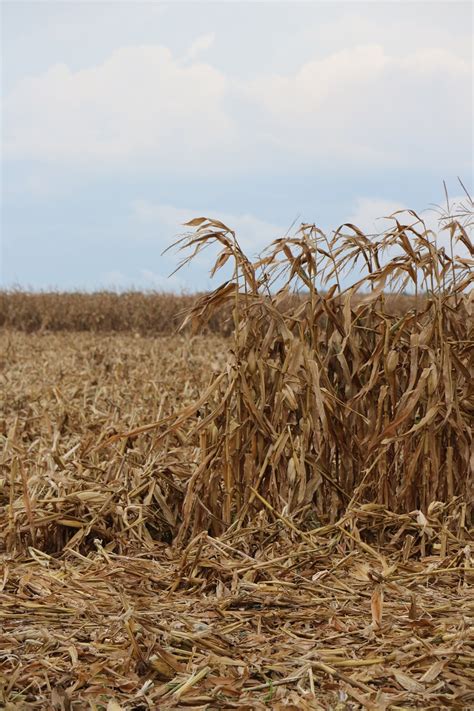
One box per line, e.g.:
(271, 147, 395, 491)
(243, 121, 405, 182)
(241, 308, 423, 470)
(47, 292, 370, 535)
(1, 331, 472, 709)
(0, 507, 472, 708)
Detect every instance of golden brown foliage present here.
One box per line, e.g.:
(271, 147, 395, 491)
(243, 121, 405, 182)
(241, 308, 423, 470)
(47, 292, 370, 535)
(1, 332, 225, 552)
(0, 290, 232, 334)
(142, 210, 473, 540)
(0, 332, 472, 709)
(0, 289, 422, 335)
(1, 203, 473, 708)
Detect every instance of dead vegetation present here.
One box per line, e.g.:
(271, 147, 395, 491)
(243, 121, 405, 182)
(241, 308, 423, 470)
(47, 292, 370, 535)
(158, 206, 473, 538)
(0, 290, 423, 336)
(0, 291, 231, 335)
(0, 202, 473, 709)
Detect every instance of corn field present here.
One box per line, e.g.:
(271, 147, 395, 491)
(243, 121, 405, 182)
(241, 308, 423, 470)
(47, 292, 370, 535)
(0, 204, 472, 709)
(0, 290, 231, 335)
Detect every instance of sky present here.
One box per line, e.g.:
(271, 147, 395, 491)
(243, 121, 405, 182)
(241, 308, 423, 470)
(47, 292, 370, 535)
(1, 0, 473, 291)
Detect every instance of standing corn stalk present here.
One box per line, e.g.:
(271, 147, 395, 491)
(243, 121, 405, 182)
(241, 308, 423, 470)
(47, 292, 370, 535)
(163, 206, 472, 543)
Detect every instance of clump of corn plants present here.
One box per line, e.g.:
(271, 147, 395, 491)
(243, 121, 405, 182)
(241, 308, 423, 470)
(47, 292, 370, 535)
(163, 205, 473, 542)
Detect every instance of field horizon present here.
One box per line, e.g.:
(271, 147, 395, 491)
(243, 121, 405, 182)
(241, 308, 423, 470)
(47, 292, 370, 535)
(0, 289, 432, 336)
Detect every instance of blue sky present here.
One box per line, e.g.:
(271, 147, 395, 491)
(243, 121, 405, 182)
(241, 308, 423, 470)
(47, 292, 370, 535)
(2, 1, 472, 291)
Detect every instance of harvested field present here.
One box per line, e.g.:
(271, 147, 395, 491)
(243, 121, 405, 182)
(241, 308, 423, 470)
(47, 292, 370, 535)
(1, 332, 473, 710)
(1, 210, 473, 709)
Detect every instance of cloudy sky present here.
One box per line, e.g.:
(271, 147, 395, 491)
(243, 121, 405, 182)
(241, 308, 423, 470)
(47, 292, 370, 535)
(2, 1, 472, 291)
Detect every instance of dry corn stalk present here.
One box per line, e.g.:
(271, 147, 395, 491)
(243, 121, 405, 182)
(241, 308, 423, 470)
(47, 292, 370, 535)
(165, 207, 473, 540)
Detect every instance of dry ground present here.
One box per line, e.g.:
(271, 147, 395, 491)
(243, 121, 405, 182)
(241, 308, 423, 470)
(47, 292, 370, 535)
(0, 332, 472, 710)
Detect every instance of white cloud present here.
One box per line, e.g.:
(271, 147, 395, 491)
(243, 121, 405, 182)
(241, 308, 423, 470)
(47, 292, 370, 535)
(346, 197, 407, 234)
(183, 33, 215, 62)
(399, 48, 470, 75)
(100, 270, 130, 288)
(251, 44, 388, 115)
(242, 44, 470, 167)
(140, 269, 186, 291)
(131, 199, 284, 253)
(100, 267, 185, 292)
(4, 37, 470, 174)
(4, 43, 233, 166)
